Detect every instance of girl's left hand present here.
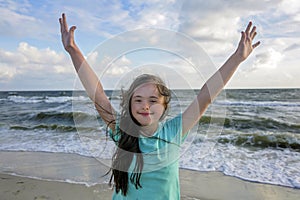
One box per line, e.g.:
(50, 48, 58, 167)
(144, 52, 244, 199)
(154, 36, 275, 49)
(235, 21, 260, 62)
(59, 13, 77, 53)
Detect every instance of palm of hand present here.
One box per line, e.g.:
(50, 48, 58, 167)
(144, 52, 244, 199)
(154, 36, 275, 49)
(59, 13, 76, 52)
(236, 22, 260, 62)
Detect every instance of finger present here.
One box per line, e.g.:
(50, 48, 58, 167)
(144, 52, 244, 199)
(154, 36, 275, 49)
(59, 17, 65, 34)
(59, 14, 66, 33)
(250, 26, 257, 39)
(240, 31, 246, 43)
(59, 17, 62, 33)
(245, 21, 252, 34)
(62, 13, 69, 33)
(69, 26, 76, 38)
(251, 31, 257, 40)
(252, 41, 260, 49)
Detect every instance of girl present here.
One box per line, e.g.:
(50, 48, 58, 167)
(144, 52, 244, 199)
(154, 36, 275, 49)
(59, 13, 260, 199)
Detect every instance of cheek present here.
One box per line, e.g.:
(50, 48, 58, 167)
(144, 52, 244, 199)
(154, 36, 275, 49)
(151, 104, 165, 114)
(130, 103, 138, 114)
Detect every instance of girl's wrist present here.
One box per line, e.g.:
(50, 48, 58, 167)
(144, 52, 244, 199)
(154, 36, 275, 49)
(231, 51, 245, 64)
(66, 44, 80, 55)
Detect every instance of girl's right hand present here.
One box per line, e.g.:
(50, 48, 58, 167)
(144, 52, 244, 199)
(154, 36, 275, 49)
(59, 13, 77, 53)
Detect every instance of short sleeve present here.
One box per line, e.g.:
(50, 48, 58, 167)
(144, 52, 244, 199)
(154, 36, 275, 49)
(160, 113, 189, 145)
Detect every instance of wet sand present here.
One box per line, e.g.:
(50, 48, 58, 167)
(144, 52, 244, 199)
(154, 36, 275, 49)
(1, 151, 299, 200)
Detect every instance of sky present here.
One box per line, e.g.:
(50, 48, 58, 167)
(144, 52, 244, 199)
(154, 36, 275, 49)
(0, 0, 299, 91)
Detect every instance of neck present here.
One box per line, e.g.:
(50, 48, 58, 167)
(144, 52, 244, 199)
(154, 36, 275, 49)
(139, 123, 158, 137)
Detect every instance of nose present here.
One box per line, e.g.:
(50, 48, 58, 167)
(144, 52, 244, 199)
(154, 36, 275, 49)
(141, 100, 150, 110)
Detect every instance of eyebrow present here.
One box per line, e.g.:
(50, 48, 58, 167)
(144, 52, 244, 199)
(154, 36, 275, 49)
(132, 95, 159, 99)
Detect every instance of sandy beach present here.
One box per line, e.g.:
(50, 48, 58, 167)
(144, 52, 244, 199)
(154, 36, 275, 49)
(1, 170, 300, 200)
(1, 151, 299, 200)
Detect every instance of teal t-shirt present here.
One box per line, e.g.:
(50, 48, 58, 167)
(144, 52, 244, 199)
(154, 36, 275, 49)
(109, 114, 186, 200)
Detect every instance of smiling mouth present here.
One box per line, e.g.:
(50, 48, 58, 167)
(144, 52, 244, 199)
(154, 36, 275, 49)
(139, 112, 152, 116)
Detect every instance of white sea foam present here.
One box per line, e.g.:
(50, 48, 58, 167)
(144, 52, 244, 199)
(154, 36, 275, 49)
(215, 100, 300, 108)
(7, 95, 90, 104)
(179, 140, 300, 188)
(1, 128, 299, 188)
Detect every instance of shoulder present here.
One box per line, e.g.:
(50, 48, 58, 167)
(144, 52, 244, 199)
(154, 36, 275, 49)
(163, 114, 183, 131)
(157, 114, 183, 143)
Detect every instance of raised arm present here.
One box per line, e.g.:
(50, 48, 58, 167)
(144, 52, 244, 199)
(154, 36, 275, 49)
(182, 22, 260, 135)
(59, 13, 116, 130)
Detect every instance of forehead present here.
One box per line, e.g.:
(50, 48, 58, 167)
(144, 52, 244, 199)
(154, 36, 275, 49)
(132, 83, 161, 97)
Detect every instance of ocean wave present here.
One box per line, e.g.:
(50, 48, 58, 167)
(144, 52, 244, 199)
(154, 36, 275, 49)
(199, 115, 300, 133)
(180, 142, 300, 188)
(31, 111, 97, 123)
(216, 133, 300, 152)
(9, 124, 102, 133)
(7, 95, 89, 104)
(10, 124, 77, 132)
(215, 100, 300, 107)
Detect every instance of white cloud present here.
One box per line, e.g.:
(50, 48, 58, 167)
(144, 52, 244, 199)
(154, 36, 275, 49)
(0, 0, 45, 38)
(0, 66, 17, 81)
(106, 65, 131, 76)
(0, 42, 74, 89)
(0, 0, 31, 13)
(60, 0, 182, 37)
(0, 0, 299, 89)
(252, 48, 283, 70)
(105, 55, 132, 76)
(176, 0, 289, 57)
(284, 43, 300, 52)
(229, 37, 300, 88)
(16, 43, 66, 66)
(278, 0, 300, 16)
(86, 51, 99, 67)
(86, 51, 132, 77)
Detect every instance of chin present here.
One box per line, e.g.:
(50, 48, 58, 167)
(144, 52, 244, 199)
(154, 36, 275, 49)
(138, 121, 152, 127)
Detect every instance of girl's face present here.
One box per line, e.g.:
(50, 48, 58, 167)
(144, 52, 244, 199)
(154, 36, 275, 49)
(130, 83, 166, 131)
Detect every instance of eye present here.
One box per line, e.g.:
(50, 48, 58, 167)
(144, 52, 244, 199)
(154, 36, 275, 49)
(149, 99, 158, 103)
(134, 99, 142, 103)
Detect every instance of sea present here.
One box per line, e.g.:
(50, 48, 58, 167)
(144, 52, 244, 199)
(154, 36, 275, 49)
(0, 89, 299, 188)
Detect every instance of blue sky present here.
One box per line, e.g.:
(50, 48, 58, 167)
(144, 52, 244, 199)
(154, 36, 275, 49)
(0, 0, 299, 90)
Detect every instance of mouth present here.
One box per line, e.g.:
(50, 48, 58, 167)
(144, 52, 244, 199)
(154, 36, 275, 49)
(138, 112, 152, 116)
